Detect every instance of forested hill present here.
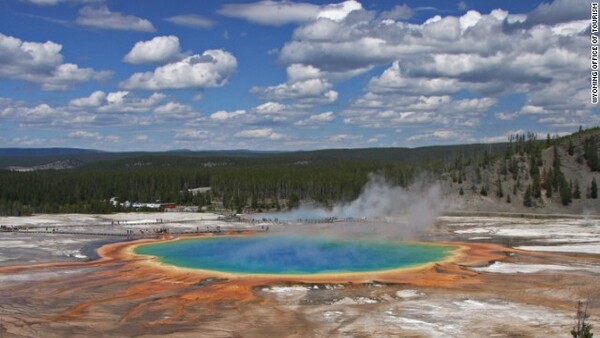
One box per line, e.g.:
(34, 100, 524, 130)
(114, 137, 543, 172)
(0, 127, 598, 216)
(0, 142, 508, 169)
(441, 127, 600, 214)
(0, 149, 276, 168)
(277, 143, 509, 163)
(0, 148, 101, 167)
(0, 148, 100, 157)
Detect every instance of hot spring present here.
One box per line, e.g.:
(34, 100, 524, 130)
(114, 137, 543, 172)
(134, 235, 457, 275)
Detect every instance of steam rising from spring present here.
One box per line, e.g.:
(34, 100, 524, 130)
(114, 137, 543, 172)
(263, 174, 447, 240)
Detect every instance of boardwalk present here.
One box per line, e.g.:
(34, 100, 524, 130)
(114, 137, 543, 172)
(1, 227, 267, 238)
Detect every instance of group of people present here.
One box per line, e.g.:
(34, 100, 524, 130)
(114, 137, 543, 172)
(125, 227, 169, 237)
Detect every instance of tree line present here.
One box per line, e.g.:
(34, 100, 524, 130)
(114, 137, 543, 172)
(0, 159, 429, 216)
(0, 127, 597, 216)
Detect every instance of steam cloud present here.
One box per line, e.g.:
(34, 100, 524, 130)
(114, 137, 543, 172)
(213, 175, 448, 267)
(263, 174, 447, 241)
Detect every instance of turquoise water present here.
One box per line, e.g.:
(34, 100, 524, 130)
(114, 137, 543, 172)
(134, 235, 455, 275)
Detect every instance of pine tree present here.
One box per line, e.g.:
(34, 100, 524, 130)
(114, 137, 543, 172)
(568, 139, 575, 156)
(584, 137, 599, 171)
(573, 180, 581, 199)
(532, 174, 542, 199)
(288, 193, 300, 209)
(251, 194, 258, 209)
(506, 193, 511, 203)
(480, 186, 488, 196)
(482, 150, 490, 168)
(541, 167, 549, 190)
(509, 158, 519, 180)
(592, 178, 598, 199)
(544, 167, 553, 190)
(553, 145, 561, 170)
(560, 179, 572, 206)
(274, 198, 281, 211)
(496, 179, 503, 198)
(546, 184, 553, 198)
(523, 185, 533, 207)
(459, 187, 464, 196)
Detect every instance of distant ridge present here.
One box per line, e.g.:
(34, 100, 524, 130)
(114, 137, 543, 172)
(0, 143, 509, 169)
(0, 148, 101, 157)
(0, 144, 502, 159)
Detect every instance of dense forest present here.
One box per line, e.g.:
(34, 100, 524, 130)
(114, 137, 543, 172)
(0, 159, 424, 215)
(0, 127, 598, 216)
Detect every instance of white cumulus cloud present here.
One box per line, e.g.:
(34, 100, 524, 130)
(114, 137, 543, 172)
(218, 0, 362, 26)
(67, 130, 121, 143)
(76, 5, 156, 32)
(251, 64, 338, 105)
(68, 130, 100, 139)
(120, 49, 237, 90)
(218, 1, 320, 25)
(123, 36, 183, 64)
(407, 130, 463, 142)
(0, 32, 111, 90)
(235, 128, 284, 140)
(295, 111, 334, 126)
(210, 109, 247, 120)
(69, 90, 106, 107)
(175, 129, 210, 140)
(317, 1, 362, 22)
(22, 0, 101, 6)
(273, 3, 594, 132)
(380, 4, 413, 20)
(165, 15, 215, 29)
(256, 102, 287, 114)
(153, 101, 194, 116)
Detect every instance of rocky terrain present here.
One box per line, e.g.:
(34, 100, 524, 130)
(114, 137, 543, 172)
(0, 213, 599, 337)
(441, 129, 600, 215)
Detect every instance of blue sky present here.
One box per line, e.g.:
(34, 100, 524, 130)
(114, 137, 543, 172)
(0, 0, 596, 151)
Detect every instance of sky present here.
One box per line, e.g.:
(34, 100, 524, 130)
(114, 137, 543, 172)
(0, 0, 596, 151)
